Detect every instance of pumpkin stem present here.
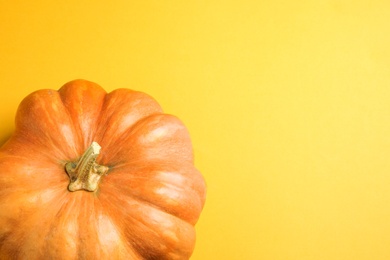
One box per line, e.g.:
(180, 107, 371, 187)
(65, 142, 109, 192)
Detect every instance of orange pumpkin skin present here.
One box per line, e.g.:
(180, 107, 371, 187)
(0, 80, 206, 259)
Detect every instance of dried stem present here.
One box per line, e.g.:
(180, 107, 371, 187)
(65, 142, 109, 192)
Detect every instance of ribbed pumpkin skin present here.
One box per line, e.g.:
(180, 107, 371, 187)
(0, 80, 206, 260)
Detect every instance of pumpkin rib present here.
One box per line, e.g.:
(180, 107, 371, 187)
(45, 193, 137, 259)
(92, 193, 143, 259)
(98, 189, 196, 260)
(93, 191, 158, 259)
(2, 135, 68, 165)
(0, 154, 68, 194)
(56, 89, 84, 157)
(76, 193, 100, 259)
(102, 163, 205, 225)
(100, 113, 193, 166)
(108, 179, 182, 217)
(94, 88, 163, 152)
(43, 193, 81, 259)
(58, 79, 107, 151)
(0, 147, 71, 259)
(106, 181, 203, 226)
(13, 89, 81, 161)
(0, 186, 68, 259)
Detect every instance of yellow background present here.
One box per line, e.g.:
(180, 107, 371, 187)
(1, 1, 390, 259)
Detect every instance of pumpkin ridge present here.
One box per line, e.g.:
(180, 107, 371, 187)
(13, 89, 81, 161)
(0, 186, 68, 258)
(92, 195, 143, 259)
(98, 190, 195, 259)
(99, 113, 192, 166)
(104, 173, 203, 226)
(114, 184, 200, 226)
(57, 89, 84, 156)
(58, 80, 107, 151)
(97, 112, 164, 165)
(94, 88, 163, 157)
(40, 192, 74, 257)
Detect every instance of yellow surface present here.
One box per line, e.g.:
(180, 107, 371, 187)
(1, 1, 390, 259)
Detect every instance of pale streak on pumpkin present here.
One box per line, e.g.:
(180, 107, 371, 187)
(63, 218, 78, 258)
(26, 188, 58, 204)
(43, 196, 80, 260)
(141, 125, 169, 143)
(61, 124, 78, 151)
(154, 174, 184, 208)
(96, 213, 133, 258)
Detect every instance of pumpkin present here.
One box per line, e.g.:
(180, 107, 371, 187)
(0, 80, 206, 259)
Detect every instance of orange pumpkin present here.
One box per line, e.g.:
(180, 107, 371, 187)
(0, 80, 206, 259)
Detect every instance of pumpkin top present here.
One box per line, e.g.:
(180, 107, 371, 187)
(0, 79, 206, 260)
